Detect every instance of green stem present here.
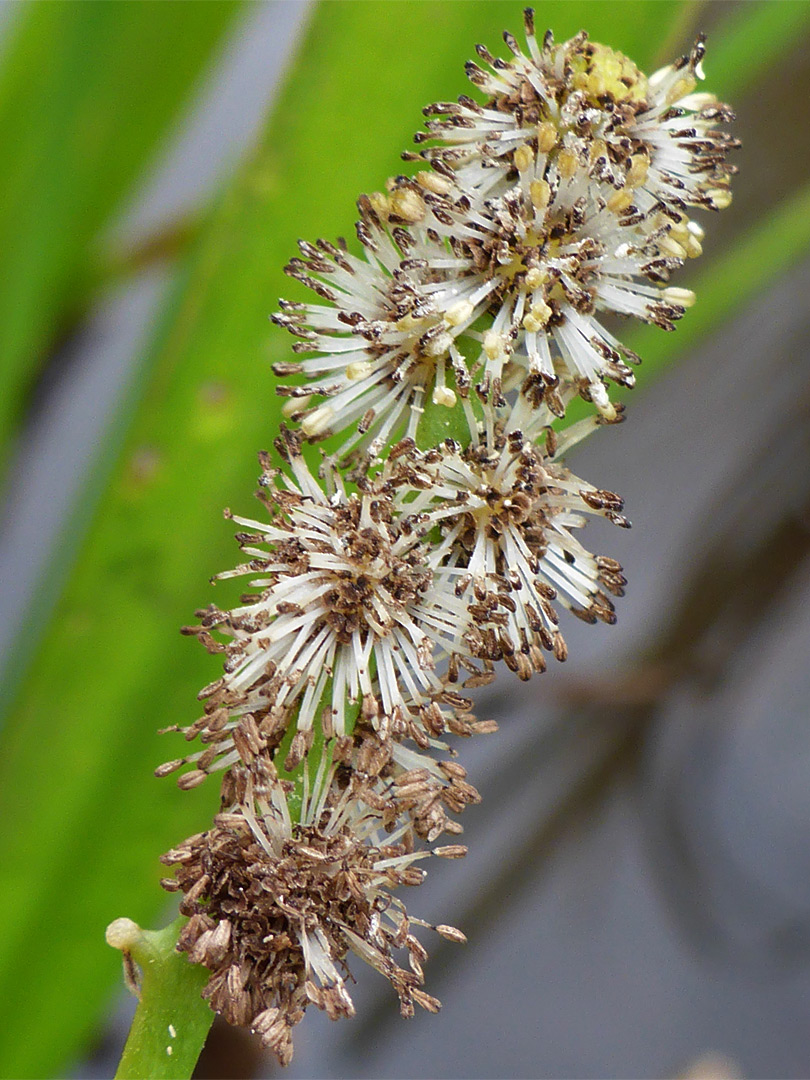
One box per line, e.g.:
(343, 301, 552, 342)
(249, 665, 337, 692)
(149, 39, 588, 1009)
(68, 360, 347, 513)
(275, 674, 365, 820)
(416, 375, 470, 451)
(416, 339, 482, 451)
(110, 681, 366, 1078)
(108, 915, 214, 1080)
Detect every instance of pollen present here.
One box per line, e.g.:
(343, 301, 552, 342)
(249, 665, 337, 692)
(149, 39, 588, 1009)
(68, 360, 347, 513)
(661, 287, 697, 308)
(346, 360, 372, 380)
(514, 143, 534, 173)
(300, 404, 333, 438)
(432, 385, 457, 408)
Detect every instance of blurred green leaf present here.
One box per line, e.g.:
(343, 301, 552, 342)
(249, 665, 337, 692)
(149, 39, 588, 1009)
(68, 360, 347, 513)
(1, 1, 807, 1075)
(0, 1, 245, 476)
(704, 0, 810, 97)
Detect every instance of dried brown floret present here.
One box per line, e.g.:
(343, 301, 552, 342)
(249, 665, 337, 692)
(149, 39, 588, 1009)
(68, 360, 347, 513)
(162, 766, 466, 1063)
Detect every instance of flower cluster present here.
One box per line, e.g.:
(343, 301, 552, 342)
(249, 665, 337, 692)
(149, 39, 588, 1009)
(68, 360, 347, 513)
(158, 12, 735, 1064)
(162, 753, 469, 1064)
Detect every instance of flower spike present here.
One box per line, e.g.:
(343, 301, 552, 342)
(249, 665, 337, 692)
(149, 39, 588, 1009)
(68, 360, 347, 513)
(148, 12, 737, 1068)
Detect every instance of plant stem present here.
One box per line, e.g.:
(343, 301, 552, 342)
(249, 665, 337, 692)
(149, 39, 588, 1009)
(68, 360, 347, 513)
(108, 915, 214, 1080)
(416, 345, 481, 451)
(110, 680, 366, 1078)
(275, 674, 366, 820)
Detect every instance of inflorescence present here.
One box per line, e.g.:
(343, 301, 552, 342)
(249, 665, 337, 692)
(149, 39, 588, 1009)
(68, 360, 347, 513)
(158, 14, 736, 1063)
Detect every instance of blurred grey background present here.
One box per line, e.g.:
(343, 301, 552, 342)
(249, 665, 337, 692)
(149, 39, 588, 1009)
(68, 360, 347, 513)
(1, 2, 808, 1077)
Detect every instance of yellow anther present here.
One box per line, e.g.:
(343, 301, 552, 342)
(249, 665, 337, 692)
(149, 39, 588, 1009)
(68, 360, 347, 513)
(424, 330, 453, 358)
(483, 330, 507, 361)
(687, 220, 706, 242)
(282, 395, 312, 418)
(569, 42, 647, 103)
(588, 72, 607, 98)
(514, 144, 534, 173)
(346, 361, 372, 381)
(416, 170, 452, 195)
(368, 191, 390, 220)
(707, 188, 732, 210)
(389, 188, 426, 224)
(665, 74, 697, 106)
(301, 404, 334, 438)
(432, 386, 457, 408)
(557, 150, 578, 180)
(530, 179, 551, 212)
(607, 189, 633, 215)
(522, 301, 552, 333)
(659, 234, 687, 259)
(592, 384, 617, 420)
(661, 287, 696, 308)
(626, 154, 649, 188)
(525, 267, 547, 290)
(444, 300, 474, 327)
(536, 122, 557, 154)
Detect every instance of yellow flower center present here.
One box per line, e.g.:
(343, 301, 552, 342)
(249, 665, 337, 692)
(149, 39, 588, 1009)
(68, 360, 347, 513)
(569, 43, 648, 105)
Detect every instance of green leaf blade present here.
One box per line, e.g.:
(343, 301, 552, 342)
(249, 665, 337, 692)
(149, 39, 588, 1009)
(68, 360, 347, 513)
(0, 1, 246, 476)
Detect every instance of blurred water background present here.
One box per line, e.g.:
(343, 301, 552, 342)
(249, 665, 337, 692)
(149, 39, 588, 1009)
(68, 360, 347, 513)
(0, 3, 809, 1077)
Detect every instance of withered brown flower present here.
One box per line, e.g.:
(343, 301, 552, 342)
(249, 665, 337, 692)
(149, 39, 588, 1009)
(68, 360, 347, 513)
(161, 760, 468, 1064)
